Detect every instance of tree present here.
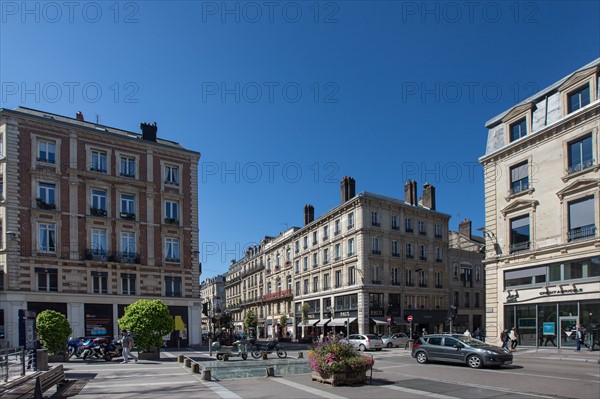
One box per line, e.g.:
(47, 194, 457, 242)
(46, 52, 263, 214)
(301, 303, 310, 338)
(244, 309, 258, 336)
(279, 315, 288, 337)
(118, 299, 173, 350)
(36, 310, 72, 355)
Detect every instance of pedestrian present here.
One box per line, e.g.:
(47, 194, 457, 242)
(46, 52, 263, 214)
(421, 328, 428, 336)
(500, 328, 510, 349)
(464, 329, 471, 337)
(121, 329, 138, 364)
(509, 327, 518, 350)
(575, 324, 589, 351)
(473, 328, 482, 340)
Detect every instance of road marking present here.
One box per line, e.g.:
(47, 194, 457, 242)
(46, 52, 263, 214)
(378, 384, 461, 399)
(84, 380, 198, 388)
(272, 378, 349, 399)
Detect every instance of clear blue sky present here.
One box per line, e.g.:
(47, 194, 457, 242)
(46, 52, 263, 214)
(2, 1, 599, 280)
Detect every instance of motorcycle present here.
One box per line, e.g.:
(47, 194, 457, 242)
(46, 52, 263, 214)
(82, 337, 109, 360)
(67, 337, 87, 359)
(250, 340, 287, 359)
(213, 339, 248, 361)
(102, 339, 123, 361)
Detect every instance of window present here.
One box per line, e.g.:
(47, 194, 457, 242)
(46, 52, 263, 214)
(323, 248, 329, 264)
(391, 268, 401, 285)
(392, 240, 399, 256)
(312, 231, 318, 245)
(435, 224, 442, 238)
(453, 291, 459, 307)
(406, 269, 414, 286)
(418, 221, 426, 235)
(91, 189, 107, 216)
(419, 245, 426, 260)
(165, 200, 179, 224)
(0, 175, 3, 200)
(372, 237, 380, 254)
(323, 273, 330, 290)
(295, 281, 301, 296)
(91, 228, 107, 260)
(568, 196, 596, 241)
(323, 225, 329, 239)
(312, 253, 318, 267)
(464, 292, 470, 308)
(38, 223, 56, 252)
(36, 268, 57, 291)
(435, 271, 442, 288)
(568, 134, 593, 174)
(92, 271, 108, 294)
(287, 276, 292, 290)
(453, 263, 459, 279)
(165, 237, 180, 261)
(121, 232, 136, 262)
(406, 243, 414, 259)
(295, 260, 300, 273)
(37, 140, 56, 163)
(334, 244, 341, 260)
(510, 215, 530, 253)
(335, 270, 342, 288)
(405, 218, 413, 233)
(510, 161, 529, 194)
(476, 266, 481, 281)
(436, 247, 442, 261)
(391, 215, 399, 230)
(37, 182, 56, 209)
(165, 165, 179, 185)
(371, 211, 379, 227)
(348, 238, 355, 256)
(303, 236, 308, 249)
(373, 265, 381, 284)
(313, 276, 319, 292)
(334, 219, 341, 235)
(91, 150, 107, 172)
(567, 84, 590, 113)
(349, 266, 356, 285)
(165, 276, 182, 297)
(120, 156, 135, 178)
(120, 194, 135, 219)
(418, 269, 426, 287)
(475, 293, 480, 308)
(510, 118, 527, 142)
(286, 249, 291, 262)
(303, 279, 309, 294)
(303, 257, 308, 271)
(294, 241, 299, 253)
(348, 212, 355, 229)
(121, 273, 136, 295)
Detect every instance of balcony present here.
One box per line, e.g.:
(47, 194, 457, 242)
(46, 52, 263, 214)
(419, 256, 427, 261)
(285, 261, 292, 268)
(84, 248, 109, 262)
(510, 241, 531, 254)
(406, 254, 414, 259)
(165, 257, 180, 263)
(405, 228, 413, 233)
(436, 258, 443, 262)
(567, 158, 594, 174)
(391, 281, 401, 286)
(334, 230, 340, 236)
(323, 234, 329, 240)
(90, 166, 107, 173)
(262, 289, 293, 302)
(36, 198, 56, 210)
(371, 280, 382, 285)
(419, 230, 427, 236)
(372, 250, 381, 255)
(118, 251, 141, 264)
(568, 225, 596, 241)
(120, 212, 136, 220)
(372, 222, 380, 227)
(312, 241, 318, 246)
(164, 217, 179, 225)
(90, 207, 107, 217)
(392, 252, 400, 257)
(120, 172, 135, 178)
(348, 224, 354, 229)
(164, 179, 179, 186)
(391, 225, 399, 230)
(435, 233, 442, 238)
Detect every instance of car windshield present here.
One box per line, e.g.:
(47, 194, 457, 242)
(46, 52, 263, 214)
(365, 334, 380, 339)
(456, 336, 490, 347)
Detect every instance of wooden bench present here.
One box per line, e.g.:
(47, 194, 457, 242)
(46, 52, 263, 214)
(1, 364, 89, 399)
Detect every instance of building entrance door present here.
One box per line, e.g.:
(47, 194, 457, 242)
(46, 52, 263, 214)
(559, 317, 578, 348)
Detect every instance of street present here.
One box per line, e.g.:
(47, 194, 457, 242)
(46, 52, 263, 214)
(60, 347, 600, 399)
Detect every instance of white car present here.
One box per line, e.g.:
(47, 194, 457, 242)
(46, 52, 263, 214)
(380, 333, 410, 348)
(347, 334, 383, 351)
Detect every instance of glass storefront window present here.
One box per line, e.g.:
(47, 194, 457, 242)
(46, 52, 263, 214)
(537, 304, 557, 347)
(516, 305, 536, 346)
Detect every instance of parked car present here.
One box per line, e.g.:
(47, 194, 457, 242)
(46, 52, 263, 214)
(346, 334, 383, 351)
(411, 334, 513, 369)
(380, 333, 410, 348)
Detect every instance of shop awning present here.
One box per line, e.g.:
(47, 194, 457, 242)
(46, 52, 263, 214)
(371, 318, 389, 325)
(316, 319, 330, 327)
(393, 317, 409, 326)
(303, 319, 320, 326)
(174, 315, 186, 331)
(328, 317, 357, 327)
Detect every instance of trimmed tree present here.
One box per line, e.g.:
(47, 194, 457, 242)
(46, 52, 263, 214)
(36, 310, 72, 355)
(279, 315, 288, 337)
(301, 303, 310, 339)
(118, 299, 173, 350)
(244, 309, 258, 337)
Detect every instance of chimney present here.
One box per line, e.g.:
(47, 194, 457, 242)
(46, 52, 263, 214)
(404, 179, 418, 206)
(76, 111, 84, 121)
(304, 204, 315, 225)
(459, 219, 472, 239)
(140, 122, 158, 142)
(340, 176, 356, 203)
(422, 183, 436, 210)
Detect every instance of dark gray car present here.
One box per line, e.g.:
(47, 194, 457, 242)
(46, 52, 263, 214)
(411, 334, 513, 368)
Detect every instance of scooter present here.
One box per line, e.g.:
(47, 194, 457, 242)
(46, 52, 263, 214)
(212, 340, 248, 360)
(250, 340, 287, 359)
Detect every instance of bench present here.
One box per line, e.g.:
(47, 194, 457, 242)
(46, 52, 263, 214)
(1, 364, 89, 399)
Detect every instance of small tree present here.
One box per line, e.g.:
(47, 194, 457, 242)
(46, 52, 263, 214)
(301, 303, 310, 338)
(119, 299, 173, 350)
(279, 315, 288, 337)
(36, 310, 72, 355)
(244, 309, 258, 337)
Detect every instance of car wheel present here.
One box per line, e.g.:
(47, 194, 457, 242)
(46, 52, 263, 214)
(359, 344, 366, 352)
(387, 343, 393, 348)
(415, 351, 428, 364)
(467, 355, 483, 369)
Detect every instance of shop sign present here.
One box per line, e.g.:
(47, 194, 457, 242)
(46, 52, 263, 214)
(539, 287, 583, 296)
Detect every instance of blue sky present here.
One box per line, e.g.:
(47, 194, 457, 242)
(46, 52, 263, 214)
(2, 1, 599, 280)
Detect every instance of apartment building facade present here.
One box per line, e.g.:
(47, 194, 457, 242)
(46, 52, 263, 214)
(0, 107, 201, 347)
(225, 177, 452, 339)
(479, 59, 600, 347)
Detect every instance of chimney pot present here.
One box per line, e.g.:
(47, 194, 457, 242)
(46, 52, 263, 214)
(76, 111, 84, 121)
(304, 204, 315, 225)
(140, 122, 158, 142)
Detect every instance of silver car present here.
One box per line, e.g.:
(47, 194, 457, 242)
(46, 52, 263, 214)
(347, 333, 383, 351)
(411, 334, 513, 368)
(380, 333, 410, 348)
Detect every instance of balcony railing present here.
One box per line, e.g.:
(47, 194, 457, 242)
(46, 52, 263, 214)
(406, 254, 414, 259)
(567, 158, 594, 174)
(164, 217, 179, 225)
(84, 249, 141, 264)
(372, 222, 380, 227)
(391, 281, 401, 286)
(391, 225, 399, 230)
(419, 256, 427, 260)
(419, 230, 427, 236)
(372, 250, 381, 255)
(568, 225, 597, 241)
(120, 212, 136, 220)
(509, 241, 531, 253)
(372, 280, 382, 284)
(435, 233, 442, 238)
(36, 198, 56, 210)
(262, 289, 293, 302)
(90, 207, 107, 217)
(392, 252, 400, 257)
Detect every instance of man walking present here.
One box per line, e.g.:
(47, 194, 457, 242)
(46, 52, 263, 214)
(121, 329, 138, 364)
(575, 324, 589, 352)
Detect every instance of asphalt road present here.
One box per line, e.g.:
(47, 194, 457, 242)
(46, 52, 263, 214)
(48, 347, 600, 399)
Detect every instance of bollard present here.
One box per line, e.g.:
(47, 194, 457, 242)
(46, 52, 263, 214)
(297, 352, 303, 359)
(223, 354, 229, 362)
(191, 363, 200, 373)
(201, 369, 212, 381)
(184, 358, 191, 368)
(266, 366, 275, 377)
(261, 353, 268, 360)
(177, 355, 185, 363)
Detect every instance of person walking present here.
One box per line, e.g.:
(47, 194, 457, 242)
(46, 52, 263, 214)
(575, 324, 589, 351)
(500, 328, 510, 349)
(121, 329, 138, 364)
(473, 328, 482, 341)
(509, 327, 518, 350)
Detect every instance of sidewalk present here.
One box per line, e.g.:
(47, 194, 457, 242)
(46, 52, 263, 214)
(510, 346, 600, 363)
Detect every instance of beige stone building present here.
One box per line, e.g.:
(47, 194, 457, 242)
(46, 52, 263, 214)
(225, 178, 452, 339)
(0, 107, 201, 347)
(479, 59, 600, 347)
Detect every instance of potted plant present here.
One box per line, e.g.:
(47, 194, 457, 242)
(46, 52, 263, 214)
(36, 310, 72, 362)
(308, 336, 374, 386)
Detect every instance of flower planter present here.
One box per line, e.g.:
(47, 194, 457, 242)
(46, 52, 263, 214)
(311, 369, 367, 386)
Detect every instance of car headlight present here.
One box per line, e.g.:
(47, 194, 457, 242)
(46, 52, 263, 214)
(483, 350, 494, 355)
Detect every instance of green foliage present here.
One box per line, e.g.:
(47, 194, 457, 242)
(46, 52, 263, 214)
(244, 309, 258, 331)
(279, 315, 288, 330)
(118, 299, 173, 350)
(301, 304, 310, 324)
(36, 310, 72, 355)
(307, 336, 374, 376)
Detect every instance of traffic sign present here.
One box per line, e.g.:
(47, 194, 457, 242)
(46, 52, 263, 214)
(387, 316, 392, 323)
(407, 315, 413, 322)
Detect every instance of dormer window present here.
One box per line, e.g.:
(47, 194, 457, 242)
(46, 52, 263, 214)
(567, 84, 590, 114)
(510, 118, 527, 142)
